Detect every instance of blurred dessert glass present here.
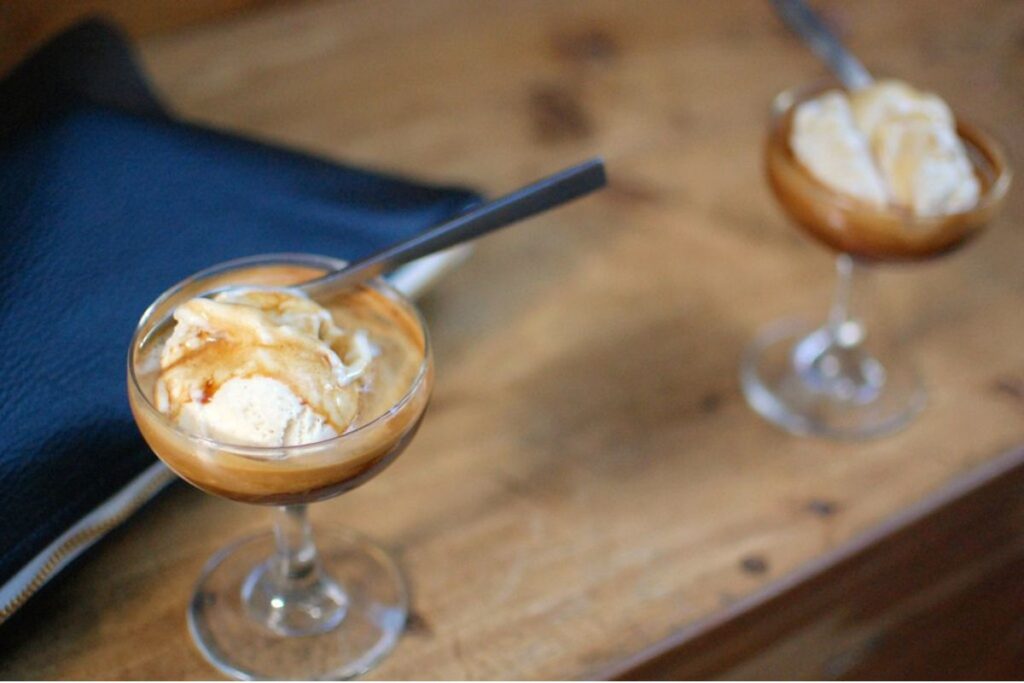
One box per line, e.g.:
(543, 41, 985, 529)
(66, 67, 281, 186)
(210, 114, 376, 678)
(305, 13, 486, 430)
(742, 82, 1010, 439)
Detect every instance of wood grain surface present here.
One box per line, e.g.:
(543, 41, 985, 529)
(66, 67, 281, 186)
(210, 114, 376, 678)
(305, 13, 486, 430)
(610, 446, 1024, 679)
(2, 1, 1023, 679)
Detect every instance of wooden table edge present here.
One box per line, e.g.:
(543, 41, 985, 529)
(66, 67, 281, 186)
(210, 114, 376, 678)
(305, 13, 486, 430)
(594, 442, 1024, 680)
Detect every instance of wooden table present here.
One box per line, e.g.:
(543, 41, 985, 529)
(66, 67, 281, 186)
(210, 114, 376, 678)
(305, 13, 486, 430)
(3, 1, 1024, 678)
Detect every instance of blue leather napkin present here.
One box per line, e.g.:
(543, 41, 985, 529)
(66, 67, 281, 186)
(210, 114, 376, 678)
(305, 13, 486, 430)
(0, 20, 477, 608)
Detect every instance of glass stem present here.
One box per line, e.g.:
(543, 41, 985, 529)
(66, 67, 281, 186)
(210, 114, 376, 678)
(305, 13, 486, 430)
(827, 254, 857, 336)
(242, 504, 348, 636)
(792, 254, 884, 403)
(273, 505, 319, 582)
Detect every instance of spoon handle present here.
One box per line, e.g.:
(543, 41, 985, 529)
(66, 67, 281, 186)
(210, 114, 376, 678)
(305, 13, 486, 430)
(770, 0, 873, 90)
(300, 158, 606, 298)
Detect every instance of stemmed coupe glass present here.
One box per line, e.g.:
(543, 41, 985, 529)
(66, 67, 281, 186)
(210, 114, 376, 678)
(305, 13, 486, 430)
(741, 83, 1011, 439)
(128, 253, 432, 680)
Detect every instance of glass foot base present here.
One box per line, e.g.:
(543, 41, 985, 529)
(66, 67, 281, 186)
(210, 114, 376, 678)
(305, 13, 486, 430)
(741, 318, 925, 440)
(188, 528, 408, 680)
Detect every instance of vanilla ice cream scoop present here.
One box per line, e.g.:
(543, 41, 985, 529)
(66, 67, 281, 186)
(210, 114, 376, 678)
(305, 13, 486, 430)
(790, 79, 979, 217)
(870, 113, 980, 216)
(849, 80, 954, 138)
(156, 288, 375, 447)
(790, 90, 888, 207)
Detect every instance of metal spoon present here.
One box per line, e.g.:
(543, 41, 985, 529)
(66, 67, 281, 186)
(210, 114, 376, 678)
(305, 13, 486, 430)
(298, 157, 606, 299)
(769, 0, 873, 90)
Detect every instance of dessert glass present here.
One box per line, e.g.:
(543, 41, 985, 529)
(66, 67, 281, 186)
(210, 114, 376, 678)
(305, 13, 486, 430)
(742, 82, 1011, 439)
(128, 253, 433, 679)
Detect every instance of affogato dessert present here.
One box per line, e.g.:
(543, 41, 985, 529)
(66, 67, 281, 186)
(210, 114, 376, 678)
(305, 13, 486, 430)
(743, 78, 1011, 440)
(765, 79, 1010, 260)
(129, 260, 431, 505)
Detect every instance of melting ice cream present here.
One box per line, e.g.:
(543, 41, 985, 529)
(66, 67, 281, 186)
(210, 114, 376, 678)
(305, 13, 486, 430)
(155, 288, 375, 447)
(790, 79, 979, 217)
